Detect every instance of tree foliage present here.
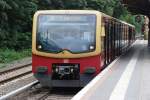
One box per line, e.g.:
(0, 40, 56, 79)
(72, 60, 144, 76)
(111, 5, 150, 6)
(0, 0, 37, 50)
(0, 0, 142, 50)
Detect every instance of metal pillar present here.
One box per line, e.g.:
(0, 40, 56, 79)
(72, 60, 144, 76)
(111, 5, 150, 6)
(148, 16, 150, 47)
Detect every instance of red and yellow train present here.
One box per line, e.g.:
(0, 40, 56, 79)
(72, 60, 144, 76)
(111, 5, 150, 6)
(32, 10, 135, 87)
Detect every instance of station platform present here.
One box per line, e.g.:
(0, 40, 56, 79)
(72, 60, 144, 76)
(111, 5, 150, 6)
(72, 40, 150, 100)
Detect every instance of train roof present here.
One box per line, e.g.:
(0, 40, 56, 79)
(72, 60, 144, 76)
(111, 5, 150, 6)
(101, 12, 135, 27)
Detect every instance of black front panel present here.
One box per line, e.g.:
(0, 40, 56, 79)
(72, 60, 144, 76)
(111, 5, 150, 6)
(52, 63, 80, 80)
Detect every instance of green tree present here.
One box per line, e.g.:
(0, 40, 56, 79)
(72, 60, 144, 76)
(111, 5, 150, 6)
(0, 0, 37, 50)
(0, 0, 142, 51)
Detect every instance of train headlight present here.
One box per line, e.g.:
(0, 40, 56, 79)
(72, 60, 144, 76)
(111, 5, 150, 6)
(70, 68, 74, 73)
(55, 68, 59, 73)
(37, 45, 42, 49)
(89, 45, 94, 50)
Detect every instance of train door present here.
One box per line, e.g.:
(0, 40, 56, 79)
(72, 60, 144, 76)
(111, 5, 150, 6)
(113, 21, 116, 58)
(115, 22, 118, 56)
(107, 20, 111, 64)
(123, 25, 126, 52)
(116, 22, 119, 56)
(114, 21, 118, 57)
(106, 19, 112, 64)
(117, 22, 121, 56)
(129, 27, 131, 45)
(110, 20, 114, 61)
(111, 21, 115, 60)
(118, 23, 121, 55)
(125, 25, 127, 51)
(127, 26, 129, 47)
(104, 18, 109, 65)
(120, 23, 123, 53)
(104, 19, 108, 65)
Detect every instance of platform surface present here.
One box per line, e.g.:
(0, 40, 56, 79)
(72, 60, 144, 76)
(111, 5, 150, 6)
(72, 40, 150, 100)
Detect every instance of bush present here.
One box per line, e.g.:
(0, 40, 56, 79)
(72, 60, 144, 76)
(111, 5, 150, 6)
(0, 48, 31, 63)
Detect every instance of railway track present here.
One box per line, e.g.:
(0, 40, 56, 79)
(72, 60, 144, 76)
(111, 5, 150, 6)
(33, 87, 78, 100)
(0, 81, 79, 100)
(0, 63, 32, 85)
(41, 87, 79, 100)
(0, 62, 79, 100)
(9, 85, 80, 100)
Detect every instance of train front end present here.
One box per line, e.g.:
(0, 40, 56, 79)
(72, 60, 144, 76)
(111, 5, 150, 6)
(32, 10, 102, 87)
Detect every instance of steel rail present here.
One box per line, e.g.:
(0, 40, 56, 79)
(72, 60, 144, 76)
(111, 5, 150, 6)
(0, 71, 32, 84)
(0, 63, 32, 75)
(0, 81, 39, 100)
